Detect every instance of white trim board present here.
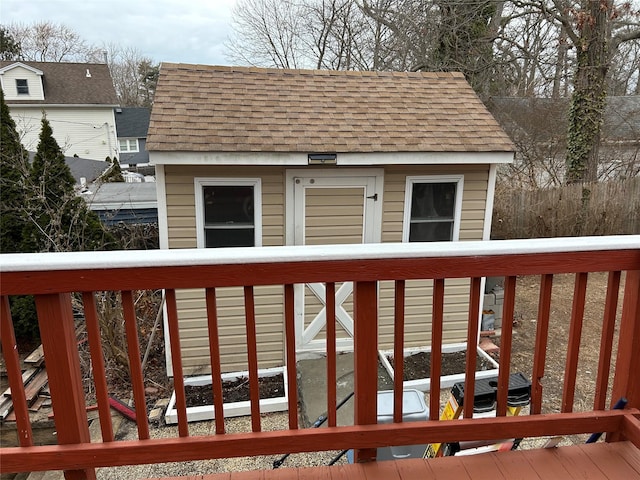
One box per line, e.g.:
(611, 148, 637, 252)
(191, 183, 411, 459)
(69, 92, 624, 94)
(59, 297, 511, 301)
(150, 151, 514, 166)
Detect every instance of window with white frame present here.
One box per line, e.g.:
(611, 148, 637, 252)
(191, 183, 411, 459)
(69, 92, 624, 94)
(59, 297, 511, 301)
(195, 178, 262, 248)
(403, 176, 463, 242)
(119, 138, 139, 152)
(16, 79, 29, 95)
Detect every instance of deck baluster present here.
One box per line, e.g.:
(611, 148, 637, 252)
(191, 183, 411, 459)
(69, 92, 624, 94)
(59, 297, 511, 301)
(531, 274, 553, 414)
(496, 276, 516, 416)
(430, 279, 445, 421)
(562, 273, 588, 413)
(0, 296, 33, 446)
(244, 286, 261, 433)
(463, 277, 482, 419)
(393, 280, 405, 424)
(284, 284, 299, 429)
(594, 271, 621, 411)
(205, 288, 226, 434)
(82, 292, 114, 442)
(326, 282, 338, 427)
(166, 289, 189, 437)
(122, 290, 150, 440)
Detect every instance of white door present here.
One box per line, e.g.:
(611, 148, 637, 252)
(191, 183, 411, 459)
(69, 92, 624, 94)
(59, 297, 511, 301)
(288, 170, 383, 352)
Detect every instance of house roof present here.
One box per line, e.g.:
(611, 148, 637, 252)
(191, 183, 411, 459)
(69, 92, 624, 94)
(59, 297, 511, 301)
(86, 182, 157, 210)
(27, 152, 109, 184)
(0, 61, 118, 106)
(147, 63, 514, 154)
(115, 107, 151, 138)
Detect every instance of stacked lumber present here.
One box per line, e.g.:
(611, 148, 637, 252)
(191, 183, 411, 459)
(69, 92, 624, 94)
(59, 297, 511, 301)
(0, 344, 50, 422)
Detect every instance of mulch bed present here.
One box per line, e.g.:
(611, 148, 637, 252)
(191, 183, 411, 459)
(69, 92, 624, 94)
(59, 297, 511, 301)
(184, 373, 285, 407)
(389, 350, 496, 381)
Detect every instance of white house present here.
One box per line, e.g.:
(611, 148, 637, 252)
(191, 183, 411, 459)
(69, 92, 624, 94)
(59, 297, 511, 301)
(0, 61, 119, 161)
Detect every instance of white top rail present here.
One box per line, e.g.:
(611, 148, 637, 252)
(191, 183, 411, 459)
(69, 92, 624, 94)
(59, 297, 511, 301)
(1, 236, 638, 273)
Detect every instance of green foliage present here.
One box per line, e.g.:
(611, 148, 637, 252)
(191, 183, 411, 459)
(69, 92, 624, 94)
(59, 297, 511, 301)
(0, 27, 21, 60)
(138, 60, 159, 107)
(0, 90, 29, 253)
(9, 296, 39, 340)
(102, 156, 125, 182)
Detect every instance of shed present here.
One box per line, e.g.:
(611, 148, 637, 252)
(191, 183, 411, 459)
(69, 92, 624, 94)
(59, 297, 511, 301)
(147, 63, 514, 375)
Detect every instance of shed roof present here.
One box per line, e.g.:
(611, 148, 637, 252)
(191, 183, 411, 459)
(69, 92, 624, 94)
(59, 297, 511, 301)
(0, 61, 118, 106)
(147, 63, 514, 154)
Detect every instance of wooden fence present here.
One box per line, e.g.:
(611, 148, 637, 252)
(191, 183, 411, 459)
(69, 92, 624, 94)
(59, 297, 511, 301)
(492, 178, 640, 239)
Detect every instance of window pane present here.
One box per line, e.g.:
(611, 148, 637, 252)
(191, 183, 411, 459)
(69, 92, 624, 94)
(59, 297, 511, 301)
(203, 186, 254, 225)
(119, 140, 128, 151)
(16, 79, 28, 94)
(410, 183, 456, 220)
(205, 228, 255, 248)
(409, 221, 453, 242)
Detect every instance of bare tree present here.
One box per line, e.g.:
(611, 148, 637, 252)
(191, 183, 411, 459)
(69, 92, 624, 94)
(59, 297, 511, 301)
(227, 0, 308, 68)
(5, 21, 100, 62)
(101, 44, 158, 107)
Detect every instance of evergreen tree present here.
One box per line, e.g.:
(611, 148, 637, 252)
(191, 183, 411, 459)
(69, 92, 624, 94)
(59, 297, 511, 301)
(0, 90, 38, 339)
(24, 114, 113, 252)
(0, 89, 28, 253)
(102, 156, 125, 182)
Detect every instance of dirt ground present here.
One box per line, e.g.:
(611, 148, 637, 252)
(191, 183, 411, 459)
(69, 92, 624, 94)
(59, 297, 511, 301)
(506, 271, 624, 416)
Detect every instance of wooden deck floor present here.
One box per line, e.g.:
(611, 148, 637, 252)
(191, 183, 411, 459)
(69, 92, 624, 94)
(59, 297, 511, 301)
(154, 441, 640, 480)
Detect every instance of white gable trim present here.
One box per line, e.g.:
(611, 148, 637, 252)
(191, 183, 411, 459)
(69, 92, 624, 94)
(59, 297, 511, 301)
(150, 151, 514, 166)
(0, 62, 44, 76)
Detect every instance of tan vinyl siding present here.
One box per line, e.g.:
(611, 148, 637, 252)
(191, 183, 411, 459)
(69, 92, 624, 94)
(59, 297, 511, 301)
(164, 164, 490, 373)
(377, 165, 490, 350)
(165, 166, 286, 373)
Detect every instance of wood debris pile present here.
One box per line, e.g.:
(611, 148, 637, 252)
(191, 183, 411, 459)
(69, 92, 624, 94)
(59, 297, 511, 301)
(0, 345, 50, 423)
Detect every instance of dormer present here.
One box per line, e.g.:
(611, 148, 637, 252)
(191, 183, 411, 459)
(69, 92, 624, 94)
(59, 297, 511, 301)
(0, 62, 45, 101)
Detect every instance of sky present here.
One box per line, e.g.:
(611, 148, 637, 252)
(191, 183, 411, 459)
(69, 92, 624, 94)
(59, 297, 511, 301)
(1, 0, 239, 65)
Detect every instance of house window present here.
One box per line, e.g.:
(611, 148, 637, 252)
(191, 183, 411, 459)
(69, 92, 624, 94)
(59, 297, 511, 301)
(119, 138, 139, 153)
(403, 176, 463, 242)
(16, 79, 29, 95)
(195, 178, 262, 248)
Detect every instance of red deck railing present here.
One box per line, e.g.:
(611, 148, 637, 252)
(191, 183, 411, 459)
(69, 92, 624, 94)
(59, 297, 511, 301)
(1, 236, 639, 479)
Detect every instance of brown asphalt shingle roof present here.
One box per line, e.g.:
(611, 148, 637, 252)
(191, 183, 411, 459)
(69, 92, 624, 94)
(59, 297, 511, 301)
(147, 63, 514, 154)
(0, 61, 118, 106)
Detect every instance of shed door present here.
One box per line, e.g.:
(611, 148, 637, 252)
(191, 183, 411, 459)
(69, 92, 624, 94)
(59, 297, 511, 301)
(291, 173, 382, 352)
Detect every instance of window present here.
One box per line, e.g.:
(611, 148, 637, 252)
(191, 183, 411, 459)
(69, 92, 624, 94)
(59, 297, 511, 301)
(16, 79, 29, 95)
(403, 176, 463, 242)
(195, 178, 262, 248)
(119, 138, 139, 152)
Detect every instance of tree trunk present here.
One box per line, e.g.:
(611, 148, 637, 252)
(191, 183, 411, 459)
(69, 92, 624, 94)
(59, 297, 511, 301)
(565, 0, 611, 184)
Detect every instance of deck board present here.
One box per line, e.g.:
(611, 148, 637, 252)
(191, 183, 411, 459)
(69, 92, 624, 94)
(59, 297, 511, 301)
(149, 442, 640, 480)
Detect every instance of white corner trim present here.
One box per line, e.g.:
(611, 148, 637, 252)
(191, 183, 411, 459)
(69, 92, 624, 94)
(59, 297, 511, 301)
(156, 165, 169, 250)
(483, 164, 498, 241)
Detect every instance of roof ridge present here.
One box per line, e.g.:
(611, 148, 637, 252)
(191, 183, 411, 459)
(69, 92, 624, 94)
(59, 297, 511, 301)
(159, 62, 466, 79)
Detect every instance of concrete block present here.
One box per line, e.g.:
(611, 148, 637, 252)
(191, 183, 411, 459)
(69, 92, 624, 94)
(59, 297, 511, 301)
(148, 408, 164, 423)
(483, 293, 496, 307)
(493, 286, 505, 303)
